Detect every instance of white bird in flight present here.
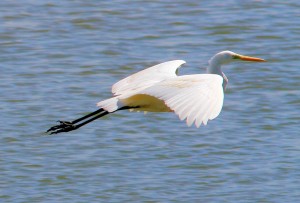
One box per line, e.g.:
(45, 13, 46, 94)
(47, 50, 265, 134)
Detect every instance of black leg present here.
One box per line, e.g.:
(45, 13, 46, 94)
(46, 106, 139, 135)
(72, 111, 109, 129)
(46, 108, 107, 134)
(48, 111, 109, 134)
(68, 108, 105, 124)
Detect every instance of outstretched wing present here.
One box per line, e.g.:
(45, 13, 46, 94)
(139, 74, 224, 127)
(112, 60, 186, 96)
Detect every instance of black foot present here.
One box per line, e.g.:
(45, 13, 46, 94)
(46, 120, 77, 135)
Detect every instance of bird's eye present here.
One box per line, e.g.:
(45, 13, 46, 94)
(232, 55, 240, 59)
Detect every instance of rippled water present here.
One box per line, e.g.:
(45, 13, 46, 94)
(1, 0, 300, 202)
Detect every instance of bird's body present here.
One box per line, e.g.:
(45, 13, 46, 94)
(47, 51, 265, 134)
(97, 73, 224, 127)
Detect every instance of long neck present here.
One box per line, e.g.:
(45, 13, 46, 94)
(207, 59, 222, 75)
(207, 57, 228, 90)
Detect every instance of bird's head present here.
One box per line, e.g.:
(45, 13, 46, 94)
(208, 50, 266, 91)
(210, 50, 266, 65)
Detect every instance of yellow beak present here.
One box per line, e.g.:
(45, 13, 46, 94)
(237, 54, 266, 62)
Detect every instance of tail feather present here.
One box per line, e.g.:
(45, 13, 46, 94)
(97, 97, 123, 112)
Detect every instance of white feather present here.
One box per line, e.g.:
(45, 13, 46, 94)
(96, 97, 120, 112)
(98, 60, 185, 112)
(139, 74, 224, 127)
(112, 60, 186, 96)
(48, 51, 265, 135)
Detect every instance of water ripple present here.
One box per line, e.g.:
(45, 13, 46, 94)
(1, 0, 300, 202)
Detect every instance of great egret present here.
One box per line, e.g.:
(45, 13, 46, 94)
(47, 51, 265, 134)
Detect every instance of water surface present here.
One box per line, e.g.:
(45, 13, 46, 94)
(1, 0, 300, 202)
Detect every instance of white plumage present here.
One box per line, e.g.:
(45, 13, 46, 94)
(98, 65, 223, 127)
(112, 60, 186, 96)
(138, 74, 224, 127)
(47, 51, 265, 134)
(97, 51, 265, 127)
